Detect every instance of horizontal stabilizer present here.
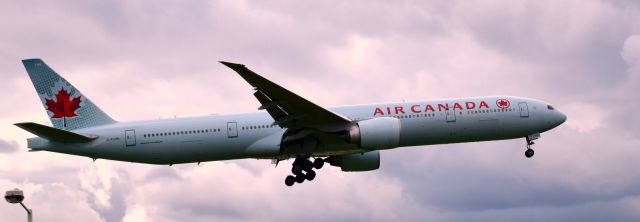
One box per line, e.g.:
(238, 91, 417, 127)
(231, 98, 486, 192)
(15, 122, 97, 143)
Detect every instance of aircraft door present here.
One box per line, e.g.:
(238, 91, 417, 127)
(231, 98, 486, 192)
(125, 129, 136, 147)
(227, 122, 238, 138)
(446, 109, 456, 122)
(519, 102, 529, 117)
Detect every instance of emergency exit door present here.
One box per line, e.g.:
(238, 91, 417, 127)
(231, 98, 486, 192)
(125, 130, 136, 147)
(446, 109, 456, 122)
(519, 102, 529, 117)
(227, 122, 238, 138)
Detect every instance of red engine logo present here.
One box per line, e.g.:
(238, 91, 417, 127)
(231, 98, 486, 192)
(496, 99, 510, 109)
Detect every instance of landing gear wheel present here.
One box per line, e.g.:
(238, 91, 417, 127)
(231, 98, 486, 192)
(305, 169, 316, 181)
(302, 159, 313, 171)
(313, 158, 324, 169)
(285, 175, 295, 186)
(295, 174, 306, 183)
(525, 149, 535, 158)
(292, 164, 303, 175)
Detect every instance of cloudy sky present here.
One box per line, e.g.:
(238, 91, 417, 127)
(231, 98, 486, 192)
(2, 0, 640, 221)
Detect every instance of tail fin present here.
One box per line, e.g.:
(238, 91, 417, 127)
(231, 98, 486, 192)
(22, 59, 116, 130)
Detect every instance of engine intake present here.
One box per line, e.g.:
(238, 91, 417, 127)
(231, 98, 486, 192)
(347, 117, 401, 150)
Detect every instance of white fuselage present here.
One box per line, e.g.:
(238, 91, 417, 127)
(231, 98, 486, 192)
(26, 96, 566, 164)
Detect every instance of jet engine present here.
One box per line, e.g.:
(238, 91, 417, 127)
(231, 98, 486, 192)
(328, 151, 380, 172)
(347, 117, 401, 150)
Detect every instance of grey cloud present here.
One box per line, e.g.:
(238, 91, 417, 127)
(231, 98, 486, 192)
(0, 139, 19, 153)
(380, 125, 640, 221)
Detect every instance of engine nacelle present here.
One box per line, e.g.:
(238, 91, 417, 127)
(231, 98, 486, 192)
(348, 117, 401, 150)
(328, 151, 380, 172)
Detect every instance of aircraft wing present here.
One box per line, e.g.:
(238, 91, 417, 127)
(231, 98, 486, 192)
(220, 61, 352, 131)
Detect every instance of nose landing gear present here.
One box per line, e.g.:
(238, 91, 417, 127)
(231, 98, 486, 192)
(285, 157, 325, 187)
(525, 145, 535, 158)
(524, 133, 540, 158)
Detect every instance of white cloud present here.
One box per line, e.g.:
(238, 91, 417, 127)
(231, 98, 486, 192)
(122, 205, 149, 222)
(622, 34, 640, 82)
(562, 102, 606, 133)
(79, 161, 119, 209)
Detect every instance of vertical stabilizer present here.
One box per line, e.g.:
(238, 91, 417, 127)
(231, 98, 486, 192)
(22, 59, 116, 130)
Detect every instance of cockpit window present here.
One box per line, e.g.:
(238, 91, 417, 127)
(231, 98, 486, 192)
(547, 105, 555, 110)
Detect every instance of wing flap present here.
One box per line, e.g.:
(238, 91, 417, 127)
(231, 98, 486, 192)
(253, 90, 288, 121)
(15, 122, 97, 143)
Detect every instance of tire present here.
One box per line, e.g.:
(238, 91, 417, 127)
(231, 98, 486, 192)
(302, 159, 313, 171)
(295, 174, 306, 183)
(305, 169, 316, 181)
(313, 158, 324, 169)
(285, 175, 295, 186)
(525, 149, 535, 158)
(292, 165, 303, 175)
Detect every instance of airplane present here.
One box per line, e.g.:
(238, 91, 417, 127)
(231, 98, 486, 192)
(15, 59, 566, 186)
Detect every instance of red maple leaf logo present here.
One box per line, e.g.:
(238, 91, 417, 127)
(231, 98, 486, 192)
(496, 99, 510, 108)
(45, 88, 81, 119)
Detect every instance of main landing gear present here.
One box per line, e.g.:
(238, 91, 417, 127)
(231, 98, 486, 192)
(525, 133, 540, 158)
(284, 157, 325, 187)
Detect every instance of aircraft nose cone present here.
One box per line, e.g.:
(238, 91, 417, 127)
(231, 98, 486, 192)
(559, 112, 567, 124)
(555, 111, 567, 126)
